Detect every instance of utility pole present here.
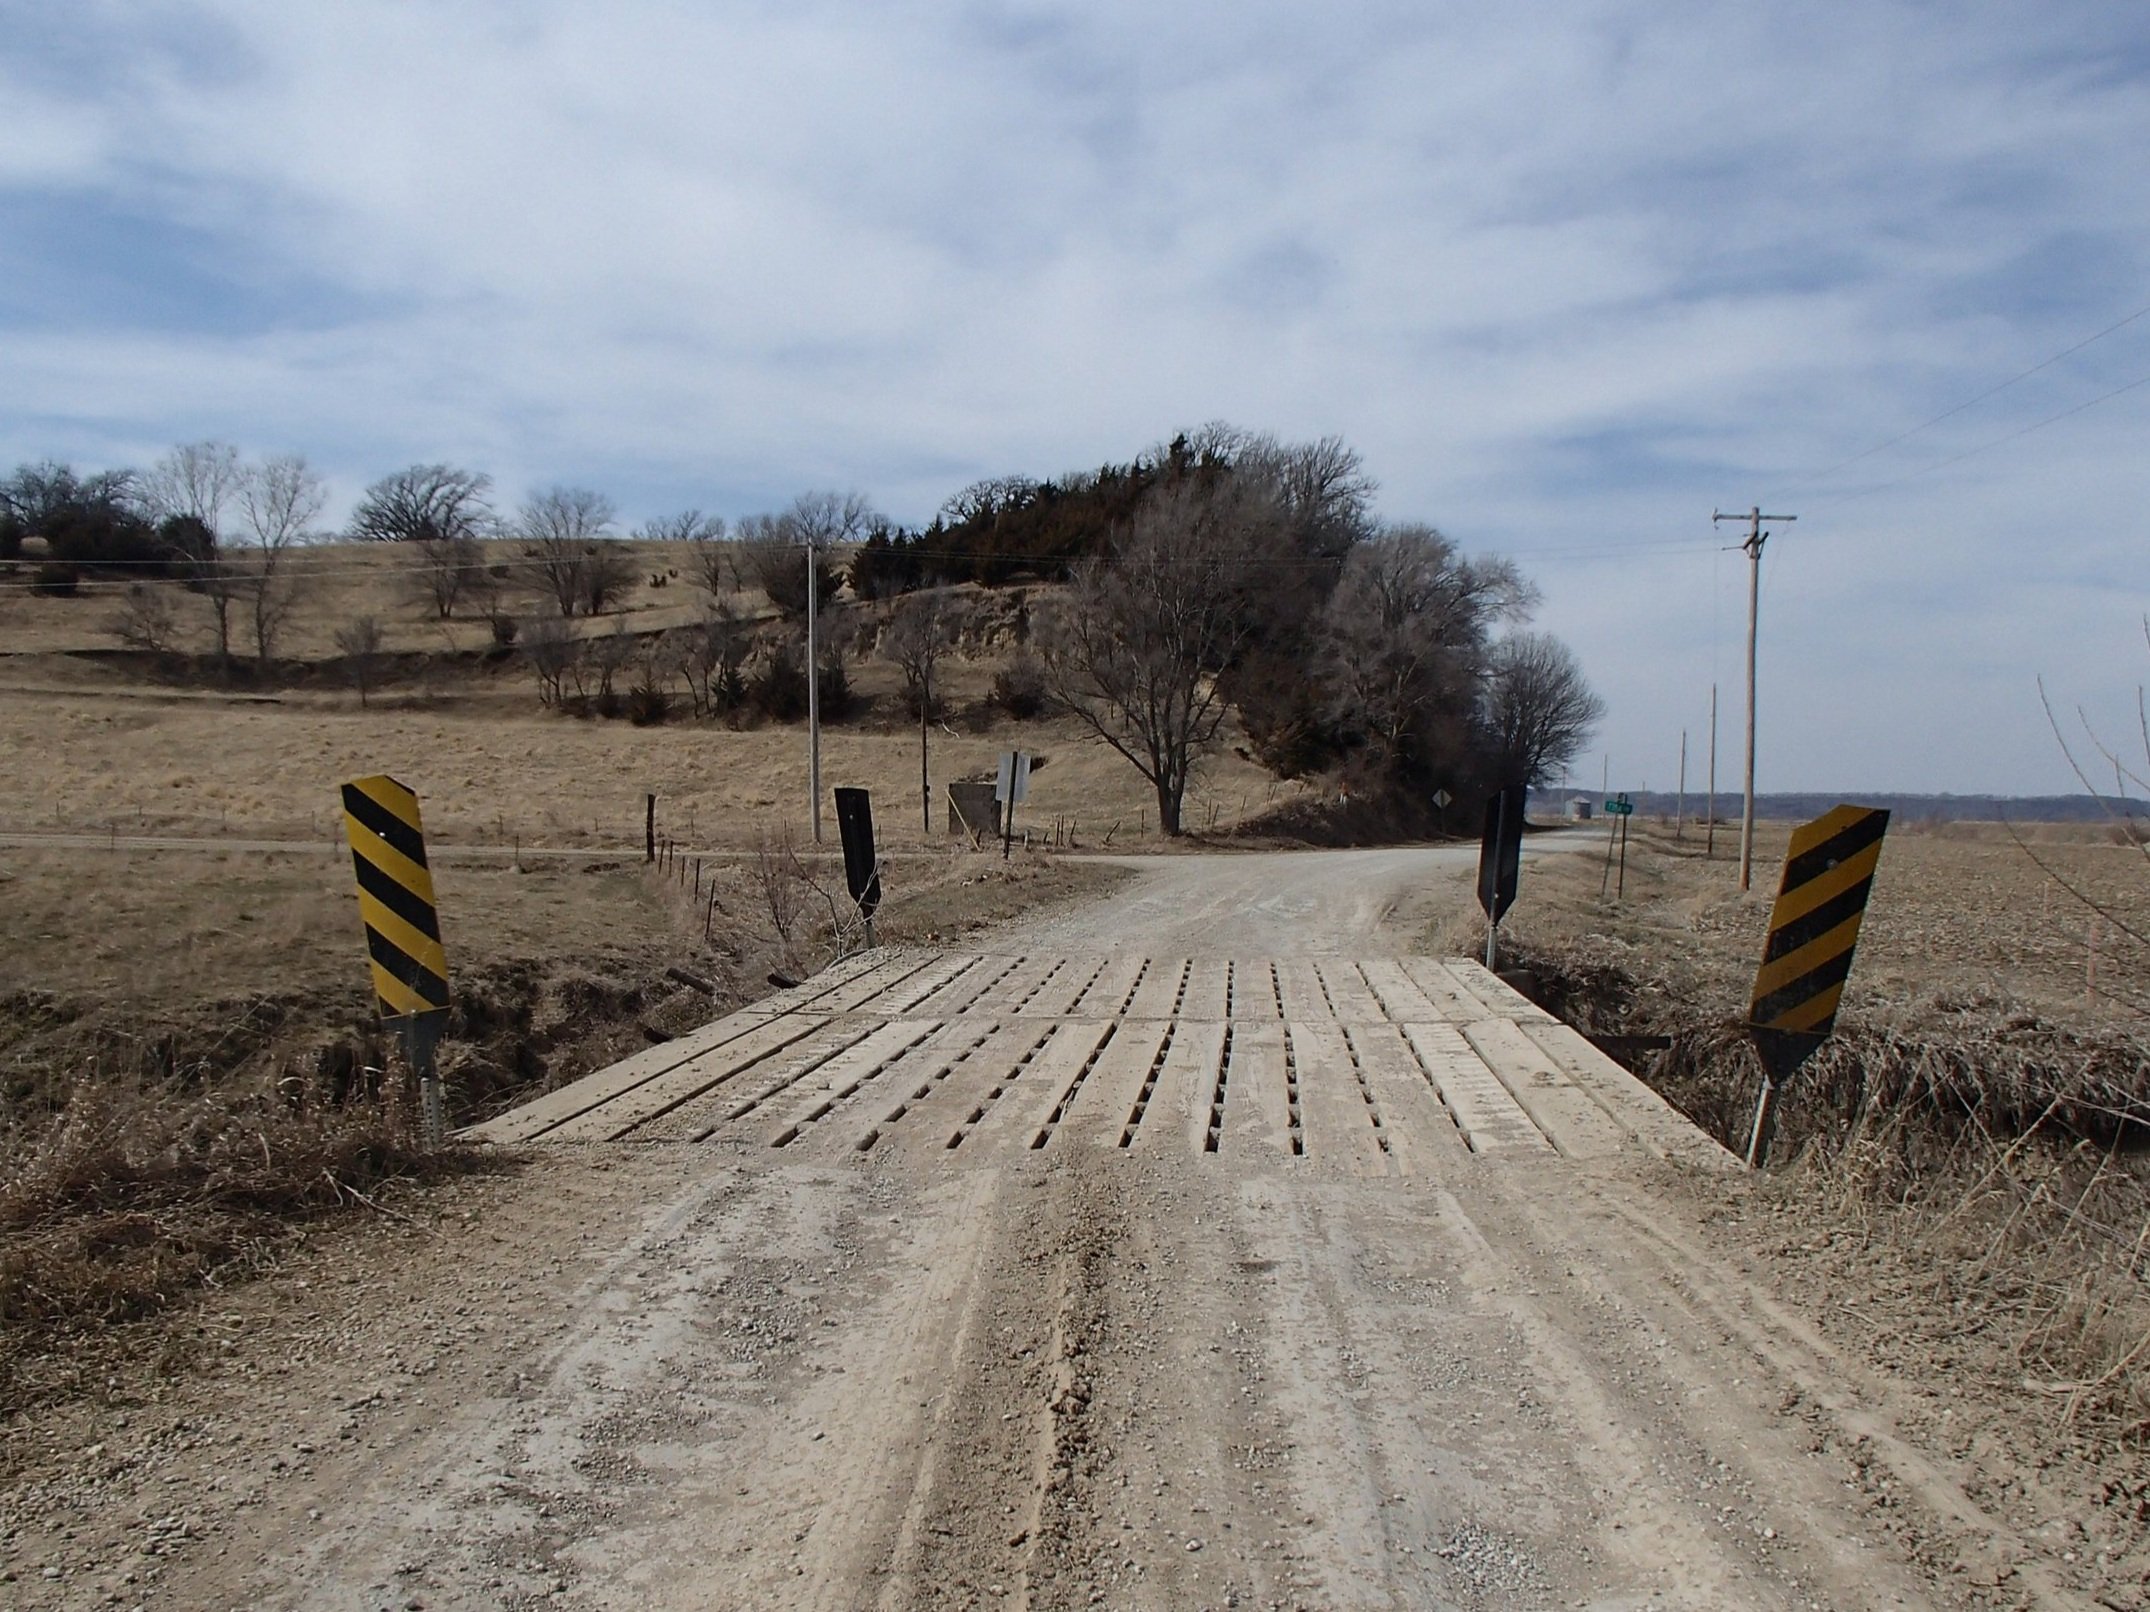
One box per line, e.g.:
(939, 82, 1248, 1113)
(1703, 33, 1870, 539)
(1706, 683, 1718, 859)
(806, 534, 822, 844)
(1675, 729, 1687, 839)
(1713, 507, 1795, 892)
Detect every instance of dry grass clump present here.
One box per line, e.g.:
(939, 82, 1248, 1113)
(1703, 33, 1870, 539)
(1516, 933, 2150, 1437)
(1650, 1007, 2150, 1161)
(0, 1059, 482, 1411)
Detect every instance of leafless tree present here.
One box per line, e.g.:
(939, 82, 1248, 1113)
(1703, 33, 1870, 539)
(580, 543, 635, 617)
(109, 584, 186, 655)
(586, 617, 635, 707)
(334, 615, 387, 707)
(1322, 524, 1535, 776)
(881, 591, 967, 836)
(684, 529, 735, 601)
(142, 442, 244, 662)
(236, 453, 325, 662)
(636, 509, 730, 601)
(1038, 477, 1263, 835)
(937, 476, 1037, 528)
(735, 508, 849, 618)
(410, 535, 489, 620)
(1482, 631, 1605, 789)
(639, 509, 726, 546)
(520, 487, 619, 617)
(1233, 431, 1379, 564)
(350, 464, 495, 543)
(880, 591, 963, 715)
(525, 610, 577, 707)
(679, 600, 749, 717)
(789, 490, 875, 548)
(143, 441, 242, 534)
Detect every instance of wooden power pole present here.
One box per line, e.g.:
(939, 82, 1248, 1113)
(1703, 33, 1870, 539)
(806, 535, 822, 844)
(1713, 507, 1796, 891)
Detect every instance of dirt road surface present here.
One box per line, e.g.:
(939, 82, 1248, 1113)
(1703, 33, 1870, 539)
(1004, 843, 1533, 958)
(6, 844, 2091, 1612)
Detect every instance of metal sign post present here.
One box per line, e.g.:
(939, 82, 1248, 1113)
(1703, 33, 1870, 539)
(340, 774, 452, 1147)
(994, 751, 1031, 861)
(1599, 793, 1633, 900)
(1476, 788, 1525, 969)
(833, 787, 882, 947)
(1742, 804, 1890, 1167)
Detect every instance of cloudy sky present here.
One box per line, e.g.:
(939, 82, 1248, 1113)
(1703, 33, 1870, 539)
(5, 0, 2148, 796)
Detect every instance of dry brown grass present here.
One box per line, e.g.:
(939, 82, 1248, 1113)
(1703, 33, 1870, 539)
(1, 536, 1313, 848)
(0, 536, 712, 659)
(1485, 825, 2150, 1441)
(0, 1057, 490, 1412)
(0, 811, 1124, 1415)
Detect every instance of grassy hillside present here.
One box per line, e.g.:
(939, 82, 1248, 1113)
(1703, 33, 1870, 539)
(0, 537, 1310, 847)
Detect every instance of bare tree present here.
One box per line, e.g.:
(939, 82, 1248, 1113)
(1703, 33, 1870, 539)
(586, 617, 635, 709)
(1482, 631, 1605, 789)
(1235, 431, 1379, 564)
(236, 453, 324, 662)
(350, 464, 495, 543)
(109, 584, 186, 655)
(579, 542, 635, 617)
(192, 562, 248, 668)
(334, 615, 386, 707)
(679, 600, 749, 717)
(143, 441, 242, 534)
(685, 530, 735, 600)
(733, 513, 819, 618)
(685, 530, 736, 601)
(1322, 524, 1535, 778)
(525, 610, 577, 707)
(421, 536, 491, 620)
(638, 509, 726, 546)
(1039, 477, 1262, 835)
(520, 487, 618, 617)
(142, 442, 243, 663)
(732, 494, 875, 618)
(881, 591, 966, 836)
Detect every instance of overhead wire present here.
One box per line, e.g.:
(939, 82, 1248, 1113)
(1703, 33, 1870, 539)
(1804, 368, 2150, 512)
(1764, 296, 2150, 504)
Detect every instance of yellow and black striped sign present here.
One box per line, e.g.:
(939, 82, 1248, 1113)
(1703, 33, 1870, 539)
(341, 774, 450, 1018)
(1748, 804, 1888, 1080)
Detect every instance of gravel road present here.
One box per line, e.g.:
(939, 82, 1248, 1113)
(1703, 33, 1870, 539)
(1005, 835, 1592, 956)
(4, 839, 2089, 1612)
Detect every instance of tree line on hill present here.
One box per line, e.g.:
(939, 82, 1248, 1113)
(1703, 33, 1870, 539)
(2, 425, 1603, 834)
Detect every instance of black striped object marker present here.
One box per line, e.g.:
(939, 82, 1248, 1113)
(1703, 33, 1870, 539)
(1743, 804, 1888, 1164)
(341, 774, 451, 1018)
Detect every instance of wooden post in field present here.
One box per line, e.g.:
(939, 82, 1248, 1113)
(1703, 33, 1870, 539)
(645, 794, 656, 863)
(1706, 684, 1718, 860)
(1675, 729, 1687, 839)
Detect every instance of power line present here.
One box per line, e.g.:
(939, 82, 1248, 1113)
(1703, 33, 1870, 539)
(1766, 296, 2150, 503)
(1807, 368, 2150, 512)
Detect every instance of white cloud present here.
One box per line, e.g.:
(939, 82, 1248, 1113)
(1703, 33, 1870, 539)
(5, 0, 2150, 791)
